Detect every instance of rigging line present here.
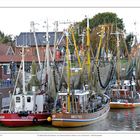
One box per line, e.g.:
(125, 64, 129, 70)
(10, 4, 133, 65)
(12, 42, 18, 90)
(52, 93, 59, 113)
(105, 26, 110, 56)
(126, 61, 134, 75)
(121, 31, 131, 63)
(97, 61, 115, 89)
(52, 65, 58, 93)
(117, 60, 135, 80)
(53, 60, 68, 91)
(54, 44, 68, 91)
(56, 32, 65, 46)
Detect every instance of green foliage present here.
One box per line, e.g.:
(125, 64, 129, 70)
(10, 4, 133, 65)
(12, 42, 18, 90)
(90, 12, 124, 30)
(76, 12, 125, 35)
(72, 12, 126, 57)
(0, 30, 12, 44)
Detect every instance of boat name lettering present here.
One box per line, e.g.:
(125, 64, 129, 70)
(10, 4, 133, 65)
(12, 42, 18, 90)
(0, 116, 5, 119)
(71, 115, 82, 119)
(21, 116, 34, 119)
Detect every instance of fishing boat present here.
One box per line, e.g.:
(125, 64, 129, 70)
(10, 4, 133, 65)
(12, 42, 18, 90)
(52, 88, 110, 127)
(110, 80, 140, 109)
(51, 20, 110, 127)
(109, 29, 140, 109)
(0, 47, 51, 127)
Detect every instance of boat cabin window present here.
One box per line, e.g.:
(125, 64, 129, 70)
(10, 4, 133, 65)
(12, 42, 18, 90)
(16, 97, 20, 103)
(27, 97, 31, 102)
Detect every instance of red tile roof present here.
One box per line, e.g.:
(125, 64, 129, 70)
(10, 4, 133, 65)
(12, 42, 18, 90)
(0, 44, 11, 55)
(0, 44, 54, 62)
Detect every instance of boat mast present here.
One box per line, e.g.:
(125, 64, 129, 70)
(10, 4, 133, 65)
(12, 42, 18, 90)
(51, 21, 58, 97)
(110, 23, 122, 88)
(116, 31, 121, 87)
(86, 17, 91, 78)
(95, 25, 105, 65)
(30, 21, 42, 70)
(65, 30, 71, 112)
(43, 20, 51, 93)
(22, 46, 26, 111)
(53, 21, 58, 61)
(22, 47, 26, 94)
(69, 26, 82, 68)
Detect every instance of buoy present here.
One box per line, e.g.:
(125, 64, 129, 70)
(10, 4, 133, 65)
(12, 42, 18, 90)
(47, 116, 52, 122)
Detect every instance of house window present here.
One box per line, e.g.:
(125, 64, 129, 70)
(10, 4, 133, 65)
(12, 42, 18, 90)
(16, 97, 20, 103)
(27, 97, 31, 102)
(3, 64, 11, 75)
(25, 62, 31, 72)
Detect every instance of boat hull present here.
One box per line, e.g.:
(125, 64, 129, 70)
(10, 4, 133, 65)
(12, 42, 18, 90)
(52, 102, 110, 127)
(110, 102, 140, 109)
(0, 113, 50, 127)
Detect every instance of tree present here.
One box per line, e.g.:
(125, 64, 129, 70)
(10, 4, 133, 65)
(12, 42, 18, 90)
(77, 12, 125, 34)
(73, 12, 125, 57)
(90, 12, 124, 30)
(0, 31, 12, 44)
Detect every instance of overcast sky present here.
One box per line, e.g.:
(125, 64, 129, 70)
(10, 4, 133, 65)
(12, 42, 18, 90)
(0, 1, 140, 40)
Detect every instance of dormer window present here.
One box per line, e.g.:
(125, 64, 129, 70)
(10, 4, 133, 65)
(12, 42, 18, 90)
(6, 46, 15, 55)
(7, 51, 14, 55)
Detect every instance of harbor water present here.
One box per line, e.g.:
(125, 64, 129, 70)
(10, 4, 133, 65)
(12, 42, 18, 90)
(0, 108, 140, 131)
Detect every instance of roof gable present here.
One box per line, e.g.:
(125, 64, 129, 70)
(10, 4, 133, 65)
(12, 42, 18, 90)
(6, 46, 15, 55)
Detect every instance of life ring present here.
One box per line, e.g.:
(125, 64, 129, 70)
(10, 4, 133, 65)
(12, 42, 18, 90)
(33, 117, 38, 123)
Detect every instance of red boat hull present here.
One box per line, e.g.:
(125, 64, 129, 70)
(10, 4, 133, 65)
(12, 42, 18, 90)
(0, 113, 50, 127)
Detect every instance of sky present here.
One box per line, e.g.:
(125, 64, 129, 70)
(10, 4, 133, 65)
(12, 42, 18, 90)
(0, 1, 140, 40)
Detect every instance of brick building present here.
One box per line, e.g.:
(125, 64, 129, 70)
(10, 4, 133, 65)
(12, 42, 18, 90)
(0, 31, 65, 80)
